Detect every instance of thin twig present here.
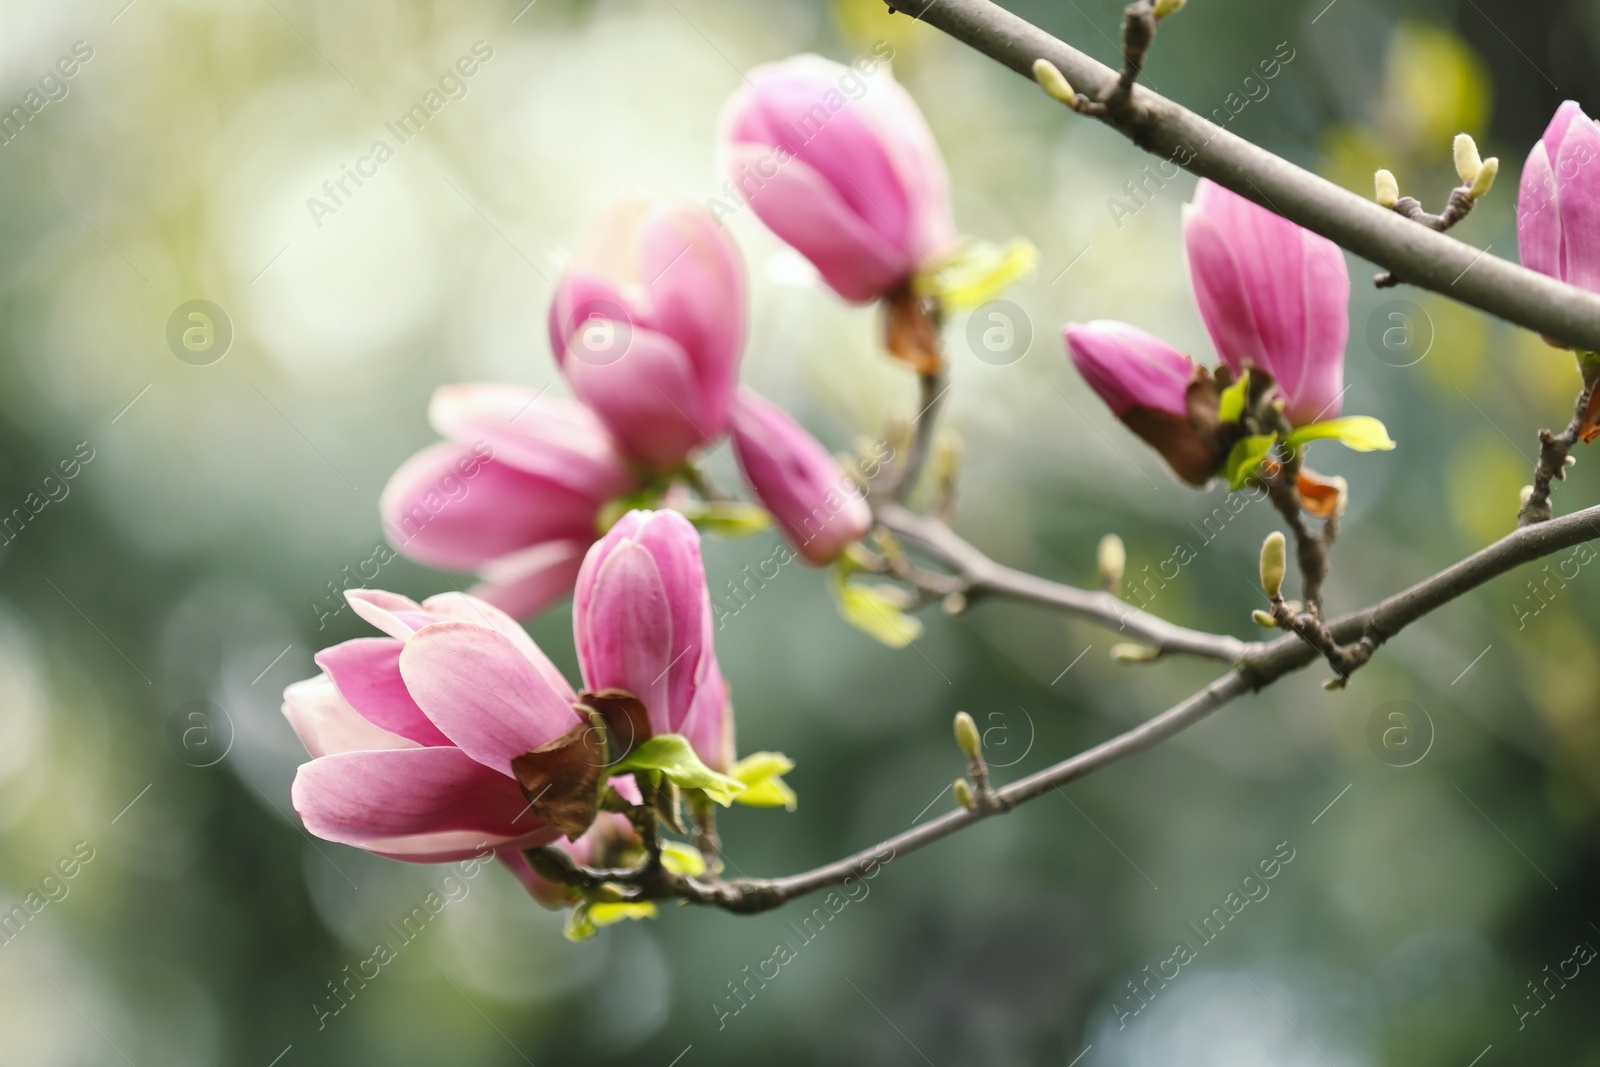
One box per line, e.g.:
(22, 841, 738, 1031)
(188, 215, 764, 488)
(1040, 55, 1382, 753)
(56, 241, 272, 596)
(1519, 374, 1597, 525)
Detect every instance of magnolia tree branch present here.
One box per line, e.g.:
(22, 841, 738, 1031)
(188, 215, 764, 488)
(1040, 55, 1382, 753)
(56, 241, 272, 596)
(535, 500, 1600, 913)
(883, 0, 1600, 352)
(875, 502, 1250, 662)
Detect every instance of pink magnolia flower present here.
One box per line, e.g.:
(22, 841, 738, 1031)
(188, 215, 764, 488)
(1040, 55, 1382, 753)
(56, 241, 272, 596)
(1183, 179, 1350, 426)
(1063, 321, 1220, 487)
(286, 589, 582, 863)
(728, 389, 871, 564)
(1518, 100, 1600, 297)
(290, 520, 732, 864)
(381, 383, 639, 619)
(548, 198, 746, 469)
(573, 509, 732, 771)
(719, 54, 958, 303)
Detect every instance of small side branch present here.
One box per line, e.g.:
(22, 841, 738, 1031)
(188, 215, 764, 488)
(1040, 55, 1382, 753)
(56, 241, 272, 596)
(1519, 371, 1599, 525)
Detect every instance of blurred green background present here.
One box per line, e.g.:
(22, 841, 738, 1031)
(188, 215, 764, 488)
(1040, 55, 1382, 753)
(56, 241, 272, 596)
(1, 0, 1598, 1063)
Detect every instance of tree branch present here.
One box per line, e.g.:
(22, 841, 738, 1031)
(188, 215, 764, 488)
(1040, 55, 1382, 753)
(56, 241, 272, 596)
(876, 501, 1251, 663)
(540, 502, 1600, 914)
(883, 0, 1600, 352)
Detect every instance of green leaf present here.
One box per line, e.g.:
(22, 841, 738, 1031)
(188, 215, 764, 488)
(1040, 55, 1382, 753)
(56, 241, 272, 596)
(563, 902, 597, 941)
(1223, 433, 1278, 491)
(676, 500, 773, 538)
(1284, 416, 1397, 453)
(1217, 370, 1250, 424)
(658, 841, 707, 877)
(588, 901, 656, 928)
(829, 565, 923, 648)
(612, 734, 747, 807)
(730, 751, 798, 810)
(913, 238, 1039, 309)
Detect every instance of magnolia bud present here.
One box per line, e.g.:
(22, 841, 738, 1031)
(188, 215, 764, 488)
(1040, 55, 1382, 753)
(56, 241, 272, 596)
(1519, 484, 1535, 506)
(953, 711, 982, 760)
(1098, 534, 1126, 592)
(1152, 0, 1186, 19)
(1111, 642, 1160, 662)
(1453, 133, 1483, 186)
(1251, 609, 1278, 628)
(942, 592, 968, 615)
(1260, 531, 1287, 599)
(1374, 168, 1400, 209)
(1032, 58, 1077, 105)
(953, 778, 975, 810)
(1469, 157, 1499, 199)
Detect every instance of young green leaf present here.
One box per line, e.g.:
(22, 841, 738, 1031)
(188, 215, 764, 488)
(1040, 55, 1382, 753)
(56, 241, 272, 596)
(829, 565, 923, 648)
(1284, 416, 1396, 453)
(1217, 370, 1251, 424)
(913, 237, 1039, 308)
(658, 841, 708, 877)
(1224, 433, 1278, 491)
(729, 751, 798, 810)
(612, 734, 747, 806)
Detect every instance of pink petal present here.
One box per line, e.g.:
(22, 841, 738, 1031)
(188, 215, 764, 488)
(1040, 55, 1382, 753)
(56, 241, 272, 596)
(575, 538, 673, 734)
(367, 829, 556, 864)
(428, 383, 638, 499)
(636, 205, 745, 435)
(292, 747, 550, 848)
(1184, 203, 1267, 378)
(382, 444, 603, 572)
(547, 269, 641, 369)
(726, 144, 908, 302)
(1289, 234, 1351, 424)
(728, 64, 914, 257)
(313, 638, 453, 747)
(1063, 321, 1193, 417)
(729, 389, 871, 564)
(282, 674, 418, 758)
(418, 590, 578, 702)
(343, 589, 440, 641)
(1556, 117, 1600, 294)
(559, 325, 713, 469)
(1519, 142, 1562, 280)
(398, 621, 582, 775)
(468, 540, 590, 620)
(1542, 100, 1589, 159)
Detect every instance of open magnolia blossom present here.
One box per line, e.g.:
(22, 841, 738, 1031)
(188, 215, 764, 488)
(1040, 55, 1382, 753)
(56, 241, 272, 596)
(719, 53, 1036, 373)
(1065, 180, 1395, 510)
(287, 512, 794, 931)
(380, 384, 640, 618)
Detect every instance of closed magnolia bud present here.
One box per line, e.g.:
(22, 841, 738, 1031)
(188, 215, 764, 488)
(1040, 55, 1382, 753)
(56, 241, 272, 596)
(1111, 642, 1160, 662)
(1032, 58, 1077, 105)
(1520, 484, 1535, 506)
(1152, 0, 1186, 19)
(953, 778, 975, 810)
(953, 711, 982, 760)
(1453, 133, 1483, 186)
(1374, 169, 1400, 209)
(1098, 534, 1126, 591)
(1520, 102, 1600, 300)
(1251, 609, 1278, 628)
(1260, 531, 1287, 599)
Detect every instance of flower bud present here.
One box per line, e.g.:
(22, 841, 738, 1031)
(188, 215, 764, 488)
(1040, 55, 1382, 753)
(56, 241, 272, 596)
(953, 778, 975, 810)
(1032, 58, 1077, 105)
(1519, 484, 1535, 506)
(1374, 168, 1400, 209)
(1152, 0, 1186, 19)
(1519, 102, 1600, 301)
(953, 711, 982, 760)
(1251, 609, 1278, 628)
(1097, 534, 1126, 592)
(1260, 531, 1287, 599)
(1111, 643, 1160, 662)
(1453, 133, 1483, 186)
(1469, 156, 1498, 199)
